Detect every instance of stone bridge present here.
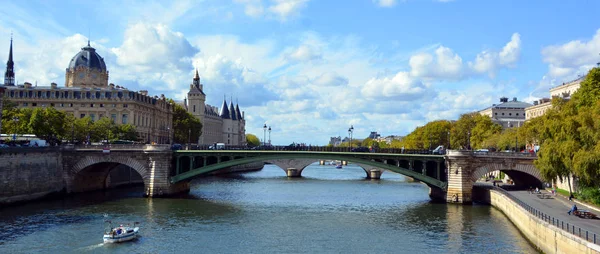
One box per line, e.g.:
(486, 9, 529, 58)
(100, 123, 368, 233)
(0, 146, 542, 204)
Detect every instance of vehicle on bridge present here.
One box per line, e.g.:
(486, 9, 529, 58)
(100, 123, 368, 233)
(351, 147, 369, 152)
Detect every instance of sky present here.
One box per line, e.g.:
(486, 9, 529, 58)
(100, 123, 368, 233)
(1, 0, 599, 145)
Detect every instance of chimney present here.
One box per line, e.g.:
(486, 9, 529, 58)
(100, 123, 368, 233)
(109, 83, 115, 89)
(500, 97, 508, 103)
(533, 101, 538, 105)
(51, 83, 57, 89)
(24, 82, 32, 88)
(513, 97, 517, 102)
(139, 90, 148, 96)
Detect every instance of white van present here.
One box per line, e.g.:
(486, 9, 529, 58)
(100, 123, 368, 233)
(432, 145, 445, 154)
(29, 140, 48, 147)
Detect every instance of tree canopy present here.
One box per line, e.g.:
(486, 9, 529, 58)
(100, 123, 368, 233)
(171, 102, 202, 144)
(246, 134, 260, 147)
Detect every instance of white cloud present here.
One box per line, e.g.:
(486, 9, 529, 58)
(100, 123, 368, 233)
(409, 46, 464, 80)
(312, 72, 348, 87)
(361, 72, 429, 100)
(373, 0, 397, 7)
(235, 0, 310, 21)
(541, 29, 600, 78)
(112, 23, 197, 72)
(285, 44, 322, 63)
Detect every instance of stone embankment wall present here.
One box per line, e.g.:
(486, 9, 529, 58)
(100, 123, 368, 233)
(474, 187, 600, 254)
(0, 148, 65, 205)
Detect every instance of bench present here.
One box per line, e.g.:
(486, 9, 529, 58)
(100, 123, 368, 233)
(574, 210, 597, 219)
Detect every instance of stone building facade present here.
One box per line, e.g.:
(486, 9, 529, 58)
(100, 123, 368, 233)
(185, 70, 246, 146)
(478, 97, 532, 128)
(524, 76, 583, 121)
(1, 40, 173, 143)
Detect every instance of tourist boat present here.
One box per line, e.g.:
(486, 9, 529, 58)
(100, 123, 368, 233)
(103, 221, 140, 243)
(335, 164, 343, 169)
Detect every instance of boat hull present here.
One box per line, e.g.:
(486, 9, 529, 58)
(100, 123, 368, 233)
(103, 227, 139, 243)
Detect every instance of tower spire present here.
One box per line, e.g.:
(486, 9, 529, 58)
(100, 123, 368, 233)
(4, 35, 15, 86)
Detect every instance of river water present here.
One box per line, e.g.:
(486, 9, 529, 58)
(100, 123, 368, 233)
(0, 164, 537, 253)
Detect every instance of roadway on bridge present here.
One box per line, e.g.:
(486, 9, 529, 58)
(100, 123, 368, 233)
(507, 189, 600, 239)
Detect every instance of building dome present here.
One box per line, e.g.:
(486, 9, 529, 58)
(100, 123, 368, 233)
(67, 41, 107, 72)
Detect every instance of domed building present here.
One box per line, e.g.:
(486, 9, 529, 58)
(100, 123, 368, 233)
(65, 41, 109, 88)
(1, 39, 173, 144)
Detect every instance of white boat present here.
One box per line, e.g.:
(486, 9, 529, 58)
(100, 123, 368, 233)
(103, 222, 140, 243)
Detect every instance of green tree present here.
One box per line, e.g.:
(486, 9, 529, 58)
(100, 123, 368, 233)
(246, 134, 260, 147)
(172, 103, 202, 144)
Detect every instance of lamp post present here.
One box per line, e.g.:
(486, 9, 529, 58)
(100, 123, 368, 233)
(263, 123, 267, 146)
(447, 131, 450, 150)
(268, 126, 271, 146)
(167, 127, 171, 145)
(71, 121, 75, 144)
(515, 136, 518, 153)
(467, 131, 471, 150)
(12, 117, 19, 141)
(348, 125, 354, 150)
(187, 128, 191, 150)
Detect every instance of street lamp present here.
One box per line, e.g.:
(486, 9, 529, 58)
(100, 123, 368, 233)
(263, 123, 267, 146)
(12, 117, 19, 141)
(467, 131, 471, 150)
(348, 125, 354, 150)
(268, 126, 271, 146)
(447, 131, 450, 150)
(187, 128, 191, 150)
(167, 127, 171, 145)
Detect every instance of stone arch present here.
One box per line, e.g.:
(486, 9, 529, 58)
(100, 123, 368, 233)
(470, 162, 543, 187)
(266, 159, 318, 174)
(356, 163, 385, 178)
(70, 155, 149, 177)
(68, 155, 149, 193)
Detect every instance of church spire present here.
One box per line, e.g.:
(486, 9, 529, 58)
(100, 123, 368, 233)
(192, 69, 201, 89)
(4, 35, 15, 86)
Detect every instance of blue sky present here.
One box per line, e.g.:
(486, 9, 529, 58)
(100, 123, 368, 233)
(1, 0, 599, 145)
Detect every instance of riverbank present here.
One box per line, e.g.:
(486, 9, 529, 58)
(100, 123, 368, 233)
(474, 185, 600, 254)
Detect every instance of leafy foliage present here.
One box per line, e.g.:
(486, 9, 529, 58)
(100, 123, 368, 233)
(246, 134, 260, 147)
(172, 102, 202, 144)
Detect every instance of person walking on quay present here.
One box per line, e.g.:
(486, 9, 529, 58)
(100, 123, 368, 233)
(568, 204, 578, 215)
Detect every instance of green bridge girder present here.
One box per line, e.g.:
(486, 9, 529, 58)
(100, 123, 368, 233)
(172, 151, 447, 189)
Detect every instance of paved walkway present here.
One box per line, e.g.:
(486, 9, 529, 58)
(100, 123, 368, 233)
(508, 189, 600, 238)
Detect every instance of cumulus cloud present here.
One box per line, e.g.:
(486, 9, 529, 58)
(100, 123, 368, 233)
(409, 46, 464, 80)
(373, 0, 397, 7)
(469, 33, 521, 78)
(312, 72, 348, 87)
(112, 23, 197, 72)
(541, 29, 600, 78)
(408, 33, 521, 80)
(361, 72, 430, 100)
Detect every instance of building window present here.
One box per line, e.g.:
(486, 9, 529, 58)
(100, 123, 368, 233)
(32, 103, 37, 107)
(80, 114, 86, 118)
(90, 104, 94, 107)
(99, 114, 104, 118)
(502, 113, 505, 115)
(112, 104, 116, 108)
(122, 114, 128, 124)
(193, 105, 196, 112)
(91, 114, 95, 122)
(124, 104, 128, 108)
(516, 113, 519, 116)
(509, 113, 512, 116)
(494, 113, 497, 115)
(111, 114, 117, 123)
(50, 103, 55, 107)
(69, 103, 73, 107)
(100, 104, 104, 107)
(23, 102, 28, 106)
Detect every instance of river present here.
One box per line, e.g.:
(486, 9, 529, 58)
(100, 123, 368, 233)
(0, 163, 537, 253)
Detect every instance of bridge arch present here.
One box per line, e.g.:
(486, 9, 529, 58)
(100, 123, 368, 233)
(172, 153, 446, 190)
(470, 162, 544, 187)
(68, 156, 149, 193)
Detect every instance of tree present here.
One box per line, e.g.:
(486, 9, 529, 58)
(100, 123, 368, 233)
(172, 103, 202, 144)
(27, 107, 67, 143)
(246, 134, 260, 147)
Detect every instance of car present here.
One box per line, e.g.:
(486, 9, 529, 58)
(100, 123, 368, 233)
(351, 147, 370, 152)
(171, 144, 183, 150)
(0, 144, 9, 148)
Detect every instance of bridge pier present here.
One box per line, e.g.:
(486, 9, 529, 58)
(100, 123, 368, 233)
(342, 161, 348, 166)
(145, 147, 190, 197)
(367, 169, 382, 179)
(285, 168, 302, 177)
(320, 160, 325, 165)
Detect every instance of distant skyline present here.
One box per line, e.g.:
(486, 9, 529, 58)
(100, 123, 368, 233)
(1, 0, 600, 145)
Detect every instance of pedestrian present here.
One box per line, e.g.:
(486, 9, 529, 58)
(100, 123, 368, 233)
(568, 204, 578, 215)
(569, 194, 574, 201)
